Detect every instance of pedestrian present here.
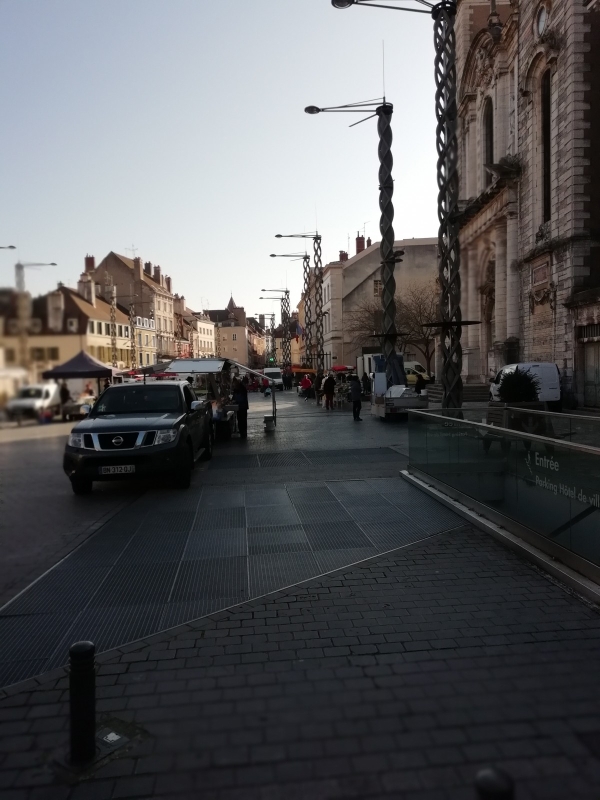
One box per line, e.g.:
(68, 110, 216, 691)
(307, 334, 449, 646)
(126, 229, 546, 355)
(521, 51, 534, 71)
(103, 378, 111, 391)
(300, 374, 312, 401)
(84, 382, 94, 396)
(59, 381, 71, 421)
(315, 370, 324, 405)
(361, 371, 371, 396)
(323, 372, 336, 411)
(350, 374, 363, 421)
(232, 378, 249, 439)
(414, 372, 426, 395)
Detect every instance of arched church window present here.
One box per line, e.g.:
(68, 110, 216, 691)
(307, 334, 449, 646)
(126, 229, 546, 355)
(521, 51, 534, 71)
(483, 98, 494, 187)
(541, 69, 552, 222)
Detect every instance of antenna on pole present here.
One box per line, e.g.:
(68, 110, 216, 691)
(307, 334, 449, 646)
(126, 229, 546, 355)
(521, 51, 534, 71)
(125, 244, 138, 259)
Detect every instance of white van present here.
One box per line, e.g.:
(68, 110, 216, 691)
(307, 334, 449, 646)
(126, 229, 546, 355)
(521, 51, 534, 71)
(263, 368, 284, 391)
(6, 383, 62, 420)
(489, 362, 561, 405)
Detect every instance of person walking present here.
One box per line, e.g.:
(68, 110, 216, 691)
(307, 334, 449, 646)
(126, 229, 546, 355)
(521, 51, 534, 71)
(350, 374, 363, 421)
(232, 378, 249, 439)
(361, 371, 371, 397)
(59, 381, 71, 421)
(315, 370, 324, 405)
(323, 372, 336, 411)
(300, 374, 312, 401)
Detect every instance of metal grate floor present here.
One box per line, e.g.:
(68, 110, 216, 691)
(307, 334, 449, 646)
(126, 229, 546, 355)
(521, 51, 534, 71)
(0, 470, 462, 688)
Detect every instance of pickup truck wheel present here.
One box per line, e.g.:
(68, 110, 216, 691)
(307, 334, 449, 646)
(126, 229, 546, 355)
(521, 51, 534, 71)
(71, 477, 93, 495)
(175, 445, 193, 489)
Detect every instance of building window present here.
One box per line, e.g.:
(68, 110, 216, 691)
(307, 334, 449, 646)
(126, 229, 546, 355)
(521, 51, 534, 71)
(153, 353, 158, 364)
(88, 320, 94, 334)
(67, 318, 78, 333)
(222, 334, 227, 341)
(138, 333, 142, 346)
(118, 324, 123, 337)
(232, 333, 237, 341)
(96, 322, 102, 334)
(541, 69, 552, 222)
(104, 322, 110, 335)
(124, 325, 129, 338)
(145, 334, 149, 346)
(152, 335, 156, 347)
(483, 97, 494, 187)
(89, 345, 96, 356)
(146, 353, 150, 365)
(374, 279, 382, 297)
(5, 348, 15, 364)
(48, 347, 59, 360)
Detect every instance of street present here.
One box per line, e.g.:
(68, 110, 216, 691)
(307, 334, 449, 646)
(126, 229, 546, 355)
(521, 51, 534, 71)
(1, 392, 600, 798)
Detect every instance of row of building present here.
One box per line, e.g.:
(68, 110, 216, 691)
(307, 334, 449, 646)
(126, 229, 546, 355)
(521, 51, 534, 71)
(0, 251, 271, 389)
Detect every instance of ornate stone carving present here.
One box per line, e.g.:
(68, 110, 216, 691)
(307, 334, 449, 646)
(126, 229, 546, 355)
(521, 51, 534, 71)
(528, 281, 557, 313)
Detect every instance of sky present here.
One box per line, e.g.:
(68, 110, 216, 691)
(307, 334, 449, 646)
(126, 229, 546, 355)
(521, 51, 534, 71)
(0, 0, 438, 323)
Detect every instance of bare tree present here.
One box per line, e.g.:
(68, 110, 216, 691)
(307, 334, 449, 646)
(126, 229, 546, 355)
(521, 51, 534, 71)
(345, 279, 439, 373)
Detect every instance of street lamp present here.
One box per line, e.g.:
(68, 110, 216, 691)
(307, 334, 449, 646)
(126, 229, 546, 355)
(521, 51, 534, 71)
(256, 312, 277, 364)
(273, 232, 324, 372)
(271, 244, 315, 368)
(330, 0, 465, 408)
(260, 289, 291, 368)
(0, 246, 16, 250)
(305, 98, 403, 388)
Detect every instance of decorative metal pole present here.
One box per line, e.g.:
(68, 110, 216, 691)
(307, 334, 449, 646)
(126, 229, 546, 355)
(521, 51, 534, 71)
(272, 237, 317, 367)
(282, 290, 292, 368)
(313, 235, 325, 374)
(305, 100, 400, 384)
(110, 287, 118, 368)
(433, 1, 462, 407)
(329, 0, 466, 407)
(129, 304, 137, 370)
(377, 102, 399, 388)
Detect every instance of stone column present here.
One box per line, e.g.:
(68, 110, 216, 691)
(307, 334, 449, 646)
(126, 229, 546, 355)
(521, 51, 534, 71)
(494, 219, 507, 344)
(467, 245, 479, 348)
(506, 211, 519, 339)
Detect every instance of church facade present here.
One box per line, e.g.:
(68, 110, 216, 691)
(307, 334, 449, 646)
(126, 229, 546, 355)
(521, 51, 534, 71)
(456, 0, 600, 406)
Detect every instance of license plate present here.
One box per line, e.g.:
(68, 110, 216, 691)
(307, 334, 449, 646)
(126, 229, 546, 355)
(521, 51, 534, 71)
(99, 465, 135, 475)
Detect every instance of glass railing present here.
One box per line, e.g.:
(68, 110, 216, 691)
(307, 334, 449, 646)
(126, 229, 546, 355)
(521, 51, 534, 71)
(408, 409, 600, 569)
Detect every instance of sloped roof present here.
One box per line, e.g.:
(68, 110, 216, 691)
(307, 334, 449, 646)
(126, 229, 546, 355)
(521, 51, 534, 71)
(110, 253, 172, 296)
(67, 288, 129, 324)
(226, 295, 238, 312)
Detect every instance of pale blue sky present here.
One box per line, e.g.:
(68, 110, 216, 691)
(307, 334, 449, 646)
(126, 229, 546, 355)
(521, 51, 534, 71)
(0, 0, 437, 321)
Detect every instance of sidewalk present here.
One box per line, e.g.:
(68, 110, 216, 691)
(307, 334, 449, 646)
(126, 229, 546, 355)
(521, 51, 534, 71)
(2, 395, 600, 798)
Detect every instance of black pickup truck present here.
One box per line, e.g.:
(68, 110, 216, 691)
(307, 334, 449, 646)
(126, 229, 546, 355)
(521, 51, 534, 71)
(63, 381, 213, 494)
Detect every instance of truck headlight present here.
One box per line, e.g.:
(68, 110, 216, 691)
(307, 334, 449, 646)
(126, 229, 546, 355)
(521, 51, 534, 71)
(68, 433, 84, 448)
(155, 429, 178, 445)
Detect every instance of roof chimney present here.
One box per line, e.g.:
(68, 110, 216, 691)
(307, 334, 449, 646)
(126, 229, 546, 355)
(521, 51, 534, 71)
(165, 276, 172, 294)
(153, 265, 161, 283)
(84, 254, 95, 273)
(356, 232, 365, 255)
(144, 261, 152, 275)
(339, 250, 348, 262)
(77, 273, 96, 307)
(259, 314, 265, 329)
(133, 256, 144, 282)
(366, 237, 372, 248)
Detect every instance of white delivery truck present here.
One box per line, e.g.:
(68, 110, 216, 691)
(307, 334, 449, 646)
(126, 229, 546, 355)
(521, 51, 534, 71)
(360, 353, 426, 419)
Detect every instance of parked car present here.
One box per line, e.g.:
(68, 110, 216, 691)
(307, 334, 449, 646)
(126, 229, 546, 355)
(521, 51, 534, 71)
(404, 361, 430, 380)
(263, 367, 284, 391)
(63, 381, 213, 495)
(404, 367, 431, 386)
(5, 383, 61, 421)
(489, 362, 561, 408)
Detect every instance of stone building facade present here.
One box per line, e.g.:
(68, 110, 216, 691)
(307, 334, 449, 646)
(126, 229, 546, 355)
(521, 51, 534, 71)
(457, 0, 600, 405)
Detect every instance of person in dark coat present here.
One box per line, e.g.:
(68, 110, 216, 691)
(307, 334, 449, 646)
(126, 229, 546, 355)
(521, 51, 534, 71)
(315, 371, 324, 405)
(323, 373, 336, 411)
(349, 374, 363, 421)
(232, 378, 249, 439)
(361, 372, 371, 396)
(414, 372, 426, 395)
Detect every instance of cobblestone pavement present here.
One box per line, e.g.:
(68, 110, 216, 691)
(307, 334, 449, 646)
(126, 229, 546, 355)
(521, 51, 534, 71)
(3, 393, 600, 798)
(2, 528, 600, 799)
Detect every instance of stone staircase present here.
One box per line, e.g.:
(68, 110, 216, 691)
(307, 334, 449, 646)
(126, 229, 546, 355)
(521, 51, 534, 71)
(427, 383, 490, 403)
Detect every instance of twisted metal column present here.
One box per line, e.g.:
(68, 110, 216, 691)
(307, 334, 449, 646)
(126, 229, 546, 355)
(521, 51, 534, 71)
(281, 291, 291, 368)
(110, 288, 118, 367)
(270, 315, 276, 362)
(377, 102, 397, 388)
(303, 254, 313, 366)
(313, 235, 324, 373)
(433, 1, 463, 408)
(129, 304, 137, 370)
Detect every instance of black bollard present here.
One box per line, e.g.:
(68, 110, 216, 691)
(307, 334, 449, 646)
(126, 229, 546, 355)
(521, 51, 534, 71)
(475, 767, 515, 799)
(69, 641, 96, 765)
